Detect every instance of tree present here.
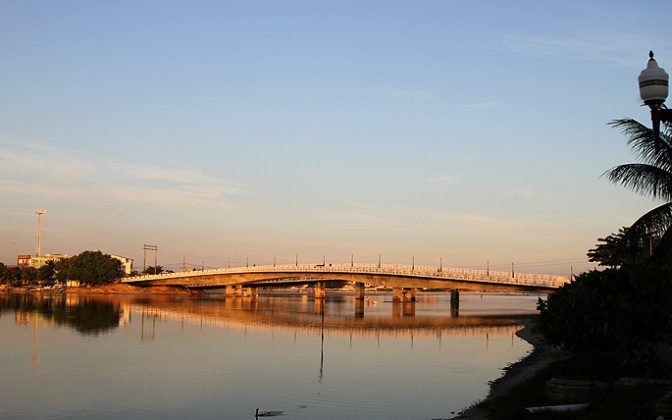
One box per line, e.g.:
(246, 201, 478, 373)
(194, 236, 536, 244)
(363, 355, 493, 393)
(37, 260, 56, 283)
(143, 265, 164, 275)
(605, 119, 672, 262)
(20, 267, 37, 284)
(0, 262, 6, 284)
(538, 265, 672, 375)
(5, 267, 22, 285)
(587, 226, 653, 268)
(55, 251, 123, 285)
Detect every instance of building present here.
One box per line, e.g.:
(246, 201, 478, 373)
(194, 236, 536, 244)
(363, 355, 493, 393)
(16, 253, 68, 269)
(17, 255, 32, 267)
(29, 253, 68, 268)
(111, 255, 134, 275)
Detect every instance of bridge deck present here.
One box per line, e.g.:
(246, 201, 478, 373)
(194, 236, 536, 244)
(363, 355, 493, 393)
(123, 263, 569, 290)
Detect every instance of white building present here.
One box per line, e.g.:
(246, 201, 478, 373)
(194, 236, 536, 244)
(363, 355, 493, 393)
(111, 255, 134, 275)
(27, 253, 68, 268)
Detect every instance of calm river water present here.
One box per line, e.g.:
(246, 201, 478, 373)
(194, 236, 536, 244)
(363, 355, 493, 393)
(0, 291, 541, 419)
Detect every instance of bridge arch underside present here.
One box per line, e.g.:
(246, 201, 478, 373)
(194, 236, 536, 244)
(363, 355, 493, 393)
(133, 272, 554, 294)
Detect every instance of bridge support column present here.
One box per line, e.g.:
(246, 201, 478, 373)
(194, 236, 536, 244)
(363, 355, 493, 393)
(314, 299, 324, 314)
(392, 287, 403, 303)
(354, 282, 365, 300)
(234, 285, 243, 297)
(402, 301, 416, 317)
(354, 299, 364, 318)
(314, 282, 326, 300)
(450, 289, 460, 317)
(402, 288, 416, 302)
(392, 301, 402, 318)
(225, 285, 234, 296)
(244, 287, 258, 298)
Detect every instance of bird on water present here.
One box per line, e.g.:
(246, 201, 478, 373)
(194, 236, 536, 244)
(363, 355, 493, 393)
(255, 408, 283, 417)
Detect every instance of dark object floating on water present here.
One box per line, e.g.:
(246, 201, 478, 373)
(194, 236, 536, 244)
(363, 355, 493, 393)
(255, 408, 284, 417)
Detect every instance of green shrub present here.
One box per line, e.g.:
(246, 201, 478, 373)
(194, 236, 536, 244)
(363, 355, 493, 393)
(538, 265, 672, 375)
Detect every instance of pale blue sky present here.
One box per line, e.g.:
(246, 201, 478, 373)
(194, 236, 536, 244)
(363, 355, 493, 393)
(2, 1, 671, 274)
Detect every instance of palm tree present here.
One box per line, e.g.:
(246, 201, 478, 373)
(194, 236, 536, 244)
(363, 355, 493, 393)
(605, 118, 672, 261)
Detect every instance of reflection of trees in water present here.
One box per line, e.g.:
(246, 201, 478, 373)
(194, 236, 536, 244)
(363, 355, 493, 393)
(0, 294, 121, 335)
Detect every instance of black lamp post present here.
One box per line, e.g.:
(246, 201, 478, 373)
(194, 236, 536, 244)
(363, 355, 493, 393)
(639, 51, 671, 140)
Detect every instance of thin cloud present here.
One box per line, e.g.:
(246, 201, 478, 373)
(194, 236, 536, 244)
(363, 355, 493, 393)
(455, 101, 502, 109)
(122, 164, 244, 194)
(429, 175, 536, 198)
(498, 33, 668, 67)
(0, 142, 96, 182)
(0, 139, 242, 209)
(382, 88, 431, 100)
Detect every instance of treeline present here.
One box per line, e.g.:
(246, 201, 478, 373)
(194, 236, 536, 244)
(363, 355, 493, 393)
(0, 250, 123, 286)
(538, 119, 672, 376)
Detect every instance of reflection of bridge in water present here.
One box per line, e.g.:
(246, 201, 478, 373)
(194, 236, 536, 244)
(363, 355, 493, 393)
(123, 263, 568, 308)
(120, 294, 524, 339)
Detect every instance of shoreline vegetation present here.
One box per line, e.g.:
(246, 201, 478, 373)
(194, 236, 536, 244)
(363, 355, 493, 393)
(458, 318, 672, 420)
(456, 318, 569, 419)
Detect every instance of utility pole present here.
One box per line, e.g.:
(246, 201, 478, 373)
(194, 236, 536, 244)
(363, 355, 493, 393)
(143, 244, 158, 273)
(34, 209, 46, 257)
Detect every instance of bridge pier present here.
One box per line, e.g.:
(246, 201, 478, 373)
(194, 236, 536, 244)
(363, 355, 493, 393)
(402, 288, 416, 302)
(314, 282, 326, 300)
(234, 285, 243, 297)
(354, 282, 365, 300)
(244, 287, 258, 298)
(393, 300, 416, 317)
(450, 289, 460, 317)
(314, 298, 324, 314)
(393, 287, 416, 302)
(354, 299, 364, 318)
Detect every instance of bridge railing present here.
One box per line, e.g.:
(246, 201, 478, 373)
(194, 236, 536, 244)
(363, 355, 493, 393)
(124, 263, 569, 289)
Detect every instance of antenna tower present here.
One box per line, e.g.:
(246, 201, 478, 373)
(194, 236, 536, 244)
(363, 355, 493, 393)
(34, 209, 47, 257)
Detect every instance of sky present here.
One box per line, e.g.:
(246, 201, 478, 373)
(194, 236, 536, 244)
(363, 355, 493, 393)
(2, 1, 672, 275)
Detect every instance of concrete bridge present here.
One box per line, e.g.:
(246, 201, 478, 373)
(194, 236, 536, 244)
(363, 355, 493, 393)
(122, 263, 569, 304)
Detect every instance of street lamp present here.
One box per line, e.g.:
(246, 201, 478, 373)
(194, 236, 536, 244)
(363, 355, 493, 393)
(639, 51, 671, 140)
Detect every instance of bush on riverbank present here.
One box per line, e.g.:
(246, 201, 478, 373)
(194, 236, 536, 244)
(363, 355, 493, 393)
(485, 353, 669, 419)
(538, 265, 672, 375)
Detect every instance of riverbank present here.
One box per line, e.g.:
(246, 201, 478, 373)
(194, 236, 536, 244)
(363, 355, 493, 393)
(457, 317, 672, 419)
(2, 283, 197, 295)
(455, 317, 568, 419)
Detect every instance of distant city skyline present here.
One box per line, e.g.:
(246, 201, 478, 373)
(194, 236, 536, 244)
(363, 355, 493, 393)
(2, 1, 671, 274)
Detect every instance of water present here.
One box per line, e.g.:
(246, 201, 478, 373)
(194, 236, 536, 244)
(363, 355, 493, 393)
(0, 291, 540, 419)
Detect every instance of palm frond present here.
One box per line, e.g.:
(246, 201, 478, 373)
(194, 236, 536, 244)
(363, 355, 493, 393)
(609, 119, 672, 172)
(603, 163, 672, 201)
(628, 201, 672, 239)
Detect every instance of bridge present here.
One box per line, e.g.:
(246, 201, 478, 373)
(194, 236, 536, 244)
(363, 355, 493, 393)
(122, 263, 569, 304)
